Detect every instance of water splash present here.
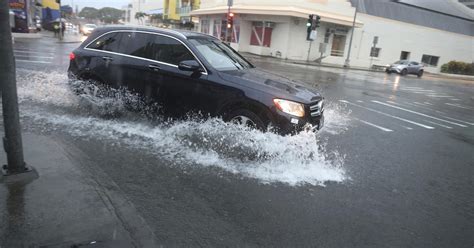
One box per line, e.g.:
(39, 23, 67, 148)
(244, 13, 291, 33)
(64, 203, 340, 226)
(17, 69, 350, 186)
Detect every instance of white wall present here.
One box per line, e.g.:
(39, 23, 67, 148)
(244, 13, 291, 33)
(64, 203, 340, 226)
(347, 13, 474, 73)
(197, 12, 473, 73)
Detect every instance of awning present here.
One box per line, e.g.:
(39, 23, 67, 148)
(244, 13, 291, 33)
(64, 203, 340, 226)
(144, 8, 163, 15)
(191, 5, 363, 27)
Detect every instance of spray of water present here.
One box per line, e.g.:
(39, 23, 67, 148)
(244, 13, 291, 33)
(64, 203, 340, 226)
(16, 69, 351, 186)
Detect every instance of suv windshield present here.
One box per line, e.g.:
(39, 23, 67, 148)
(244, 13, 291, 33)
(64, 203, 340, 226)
(394, 60, 409, 65)
(189, 38, 252, 71)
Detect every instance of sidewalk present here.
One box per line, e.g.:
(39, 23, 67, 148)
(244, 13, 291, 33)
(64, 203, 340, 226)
(242, 52, 474, 82)
(41, 30, 84, 43)
(0, 132, 156, 247)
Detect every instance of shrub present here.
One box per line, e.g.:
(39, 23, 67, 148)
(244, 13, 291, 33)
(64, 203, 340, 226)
(440, 61, 474, 75)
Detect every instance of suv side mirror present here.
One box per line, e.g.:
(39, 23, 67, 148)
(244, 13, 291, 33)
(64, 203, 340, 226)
(178, 60, 201, 72)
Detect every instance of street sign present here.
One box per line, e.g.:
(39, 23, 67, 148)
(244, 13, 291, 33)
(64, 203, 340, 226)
(227, 0, 233, 7)
(370, 47, 378, 57)
(373, 36, 379, 45)
(309, 30, 317, 41)
(319, 43, 327, 53)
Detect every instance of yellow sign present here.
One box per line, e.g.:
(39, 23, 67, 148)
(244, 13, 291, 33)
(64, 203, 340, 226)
(42, 0, 60, 10)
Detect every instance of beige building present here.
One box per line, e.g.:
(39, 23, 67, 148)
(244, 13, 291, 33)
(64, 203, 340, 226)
(191, 0, 474, 72)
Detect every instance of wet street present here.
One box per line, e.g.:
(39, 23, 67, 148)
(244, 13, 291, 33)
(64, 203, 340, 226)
(1, 36, 473, 247)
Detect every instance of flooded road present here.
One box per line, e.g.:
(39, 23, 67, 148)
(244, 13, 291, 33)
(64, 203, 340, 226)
(2, 37, 473, 247)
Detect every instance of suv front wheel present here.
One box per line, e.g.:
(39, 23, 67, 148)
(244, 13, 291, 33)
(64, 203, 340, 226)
(224, 109, 267, 131)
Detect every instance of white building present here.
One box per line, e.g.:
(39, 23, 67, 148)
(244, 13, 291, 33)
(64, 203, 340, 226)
(191, 0, 474, 73)
(127, 0, 164, 25)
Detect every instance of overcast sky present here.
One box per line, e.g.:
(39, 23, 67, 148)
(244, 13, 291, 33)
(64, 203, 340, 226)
(63, 0, 131, 11)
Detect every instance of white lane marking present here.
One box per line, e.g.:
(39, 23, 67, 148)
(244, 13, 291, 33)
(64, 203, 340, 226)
(15, 59, 52, 64)
(401, 87, 423, 89)
(339, 100, 434, 129)
(15, 55, 54, 59)
(424, 120, 452, 129)
(393, 101, 447, 115)
(427, 95, 453, 98)
(450, 99, 461, 101)
(402, 126, 413, 130)
(413, 102, 429, 106)
(442, 116, 474, 126)
(372, 100, 467, 127)
(423, 102, 433, 105)
(14, 50, 55, 55)
(445, 103, 472, 110)
(405, 89, 434, 92)
(357, 100, 363, 103)
(356, 119, 393, 132)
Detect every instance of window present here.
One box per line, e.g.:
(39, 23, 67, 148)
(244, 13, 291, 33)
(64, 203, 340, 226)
(87, 32, 122, 52)
(330, 34, 346, 57)
(324, 29, 331, 43)
(150, 35, 195, 65)
(421, 55, 440, 66)
(250, 21, 273, 47)
(189, 38, 252, 71)
(400, 51, 410, 60)
(370, 47, 381, 58)
(200, 19, 210, 35)
(231, 20, 240, 43)
(118, 32, 154, 59)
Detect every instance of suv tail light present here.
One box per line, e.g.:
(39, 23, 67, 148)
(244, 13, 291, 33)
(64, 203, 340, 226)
(69, 52, 75, 60)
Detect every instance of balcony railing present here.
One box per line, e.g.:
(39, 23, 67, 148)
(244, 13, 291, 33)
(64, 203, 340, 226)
(175, 5, 199, 15)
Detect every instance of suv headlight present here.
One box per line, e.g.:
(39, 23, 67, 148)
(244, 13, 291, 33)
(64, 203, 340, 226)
(273, 99, 305, 117)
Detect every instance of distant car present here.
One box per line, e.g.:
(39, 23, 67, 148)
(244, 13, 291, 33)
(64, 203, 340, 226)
(386, 60, 424, 77)
(68, 26, 325, 135)
(81, 24, 97, 35)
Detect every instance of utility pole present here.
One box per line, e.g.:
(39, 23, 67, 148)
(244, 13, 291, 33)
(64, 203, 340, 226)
(0, 0, 29, 177)
(58, 0, 63, 41)
(344, 0, 358, 68)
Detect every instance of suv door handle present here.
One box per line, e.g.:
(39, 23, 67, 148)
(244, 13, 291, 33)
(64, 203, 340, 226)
(148, 64, 161, 71)
(102, 56, 113, 61)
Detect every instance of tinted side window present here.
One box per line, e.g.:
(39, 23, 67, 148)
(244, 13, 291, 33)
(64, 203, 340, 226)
(118, 32, 154, 59)
(87, 32, 122, 52)
(151, 36, 195, 65)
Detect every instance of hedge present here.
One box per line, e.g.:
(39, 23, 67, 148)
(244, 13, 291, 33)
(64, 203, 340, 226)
(440, 61, 474, 75)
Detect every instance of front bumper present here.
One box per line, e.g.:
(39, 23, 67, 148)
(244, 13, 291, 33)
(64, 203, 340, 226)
(386, 67, 402, 73)
(272, 102, 324, 135)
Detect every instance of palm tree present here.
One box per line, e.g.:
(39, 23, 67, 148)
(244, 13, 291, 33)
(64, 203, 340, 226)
(135, 12, 146, 24)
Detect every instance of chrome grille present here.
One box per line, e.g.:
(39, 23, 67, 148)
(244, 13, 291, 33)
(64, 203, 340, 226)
(310, 100, 323, 117)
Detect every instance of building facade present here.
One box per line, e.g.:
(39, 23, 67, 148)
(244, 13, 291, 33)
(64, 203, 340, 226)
(128, 0, 164, 25)
(191, 0, 474, 73)
(164, 0, 200, 28)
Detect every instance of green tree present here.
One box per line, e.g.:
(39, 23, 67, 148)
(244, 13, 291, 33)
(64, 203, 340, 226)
(78, 7, 99, 19)
(98, 7, 124, 24)
(135, 11, 147, 24)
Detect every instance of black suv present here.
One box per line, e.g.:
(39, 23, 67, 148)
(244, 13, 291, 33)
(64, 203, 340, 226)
(68, 26, 324, 134)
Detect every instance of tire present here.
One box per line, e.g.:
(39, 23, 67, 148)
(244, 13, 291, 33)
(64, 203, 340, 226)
(401, 69, 408, 76)
(224, 108, 267, 131)
(386, 70, 392, 74)
(417, 70, 424, 78)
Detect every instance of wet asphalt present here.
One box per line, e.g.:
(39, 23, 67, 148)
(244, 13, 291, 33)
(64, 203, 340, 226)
(3, 35, 474, 247)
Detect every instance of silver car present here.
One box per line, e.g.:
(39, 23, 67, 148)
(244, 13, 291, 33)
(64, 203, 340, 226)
(386, 60, 424, 77)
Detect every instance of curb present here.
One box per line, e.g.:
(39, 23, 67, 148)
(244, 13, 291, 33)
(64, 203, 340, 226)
(12, 32, 42, 39)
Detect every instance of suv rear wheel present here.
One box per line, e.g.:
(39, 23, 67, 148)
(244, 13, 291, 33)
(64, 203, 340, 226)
(225, 109, 266, 131)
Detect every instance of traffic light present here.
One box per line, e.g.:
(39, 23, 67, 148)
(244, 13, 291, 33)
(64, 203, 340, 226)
(306, 14, 313, 40)
(313, 15, 321, 29)
(227, 12, 234, 29)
